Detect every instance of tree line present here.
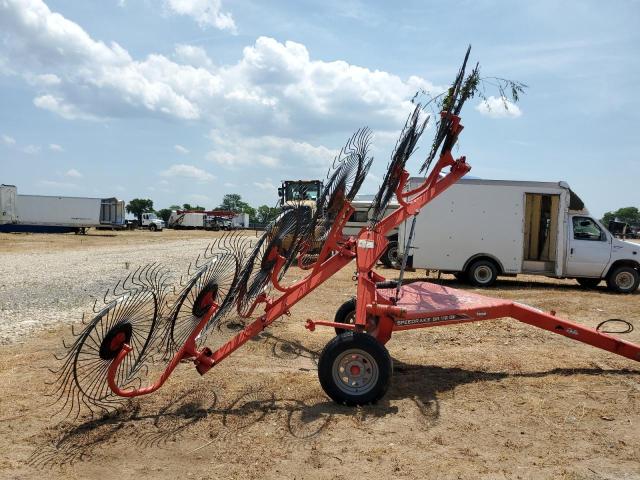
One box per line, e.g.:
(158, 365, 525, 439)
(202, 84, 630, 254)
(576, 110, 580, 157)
(125, 194, 280, 225)
(601, 206, 640, 228)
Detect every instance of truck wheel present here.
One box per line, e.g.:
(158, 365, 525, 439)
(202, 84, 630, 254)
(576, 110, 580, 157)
(318, 332, 392, 406)
(576, 278, 600, 289)
(149, 224, 157, 232)
(334, 298, 356, 335)
(381, 241, 400, 268)
(467, 259, 498, 287)
(606, 266, 639, 294)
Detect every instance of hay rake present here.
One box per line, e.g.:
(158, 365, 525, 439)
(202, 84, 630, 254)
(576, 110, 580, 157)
(52, 49, 640, 415)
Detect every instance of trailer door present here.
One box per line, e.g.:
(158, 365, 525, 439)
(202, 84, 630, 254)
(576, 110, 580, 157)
(0, 185, 17, 223)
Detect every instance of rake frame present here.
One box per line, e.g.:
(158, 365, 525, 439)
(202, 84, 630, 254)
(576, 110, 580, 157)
(105, 111, 640, 402)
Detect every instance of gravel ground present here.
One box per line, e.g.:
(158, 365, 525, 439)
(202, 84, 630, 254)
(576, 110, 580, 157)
(0, 236, 220, 345)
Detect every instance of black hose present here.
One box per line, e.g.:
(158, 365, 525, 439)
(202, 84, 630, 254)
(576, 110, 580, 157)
(596, 319, 634, 334)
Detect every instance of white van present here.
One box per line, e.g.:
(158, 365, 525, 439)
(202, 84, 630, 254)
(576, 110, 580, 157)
(398, 179, 639, 293)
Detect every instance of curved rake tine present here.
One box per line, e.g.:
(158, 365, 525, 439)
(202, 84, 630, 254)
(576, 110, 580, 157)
(93, 298, 101, 313)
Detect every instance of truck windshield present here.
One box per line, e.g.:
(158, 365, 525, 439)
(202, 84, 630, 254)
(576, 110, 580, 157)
(286, 183, 320, 201)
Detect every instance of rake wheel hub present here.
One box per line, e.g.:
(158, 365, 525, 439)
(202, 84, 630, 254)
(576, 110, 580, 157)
(99, 322, 133, 360)
(192, 284, 218, 317)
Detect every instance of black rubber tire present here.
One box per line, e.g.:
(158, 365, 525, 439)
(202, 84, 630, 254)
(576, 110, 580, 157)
(334, 298, 356, 335)
(453, 271, 467, 282)
(318, 332, 392, 406)
(381, 241, 400, 269)
(576, 278, 601, 289)
(467, 259, 498, 287)
(606, 266, 639, 294)
(149, 223, 157, 232)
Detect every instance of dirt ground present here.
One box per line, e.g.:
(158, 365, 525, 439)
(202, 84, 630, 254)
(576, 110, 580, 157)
(1, 231, 639, 479)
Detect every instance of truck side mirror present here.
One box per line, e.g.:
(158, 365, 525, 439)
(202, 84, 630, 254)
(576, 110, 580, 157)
(278, 188, 283, 197)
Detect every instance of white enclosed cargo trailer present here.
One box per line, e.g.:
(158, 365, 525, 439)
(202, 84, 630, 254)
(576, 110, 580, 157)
(231, 213, 249, 228)
(168, 211, 205, 229)
(398, 179, 640, 293)
(0, 184, 125, 233)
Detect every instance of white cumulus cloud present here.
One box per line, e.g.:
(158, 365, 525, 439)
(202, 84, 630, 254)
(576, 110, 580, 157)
(165, 0, 236, 33)
(159, 163, 216, 182)
(174, 44, 215, 69)
(475, 96, 522, 119)
(33, 95, 98, 120)
(0, 0, 440, 136)
(49, 143, 64, 152)
(206, 130, 336, 172)
(65, 168, 82, 178)
(174, 144, 190, 154)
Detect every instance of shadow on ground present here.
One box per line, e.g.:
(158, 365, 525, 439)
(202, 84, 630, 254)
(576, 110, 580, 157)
(28, 330, 640, 469)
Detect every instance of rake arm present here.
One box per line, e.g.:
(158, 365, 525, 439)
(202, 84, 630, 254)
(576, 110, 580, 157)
(106, 303, 219, 397)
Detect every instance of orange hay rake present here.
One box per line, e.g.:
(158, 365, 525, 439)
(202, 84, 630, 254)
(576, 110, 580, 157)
(52, 50, 639, 416)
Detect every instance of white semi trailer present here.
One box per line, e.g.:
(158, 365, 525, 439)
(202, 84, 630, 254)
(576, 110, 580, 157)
(168, 211, 206, 229)
(398, 179, 640, 293)
(168, 210, 249, 229)
(0, 184, 125, 233)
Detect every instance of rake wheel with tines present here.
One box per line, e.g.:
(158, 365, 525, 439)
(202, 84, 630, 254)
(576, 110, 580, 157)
(165, 253, 239, 357)
(49, 264, 171, 418)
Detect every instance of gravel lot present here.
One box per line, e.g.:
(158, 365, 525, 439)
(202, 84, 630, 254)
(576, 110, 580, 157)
(0, 231, 233, 345)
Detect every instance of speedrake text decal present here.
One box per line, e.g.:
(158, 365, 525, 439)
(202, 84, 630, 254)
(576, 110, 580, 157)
(395, 314, 471, 326)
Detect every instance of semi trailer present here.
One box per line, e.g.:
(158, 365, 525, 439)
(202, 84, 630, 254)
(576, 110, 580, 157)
(398, 179, 640, 293)
(0, 184, 125, 234)
(167, 210, 247, 230)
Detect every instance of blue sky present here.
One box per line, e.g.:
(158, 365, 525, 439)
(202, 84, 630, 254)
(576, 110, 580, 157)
(1, 0, 639, 217)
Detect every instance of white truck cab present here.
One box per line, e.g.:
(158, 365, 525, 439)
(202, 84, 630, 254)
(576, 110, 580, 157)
(398, 179, 640, 293)
(566, 215, 639, 291)
(141, 212, 165, 231)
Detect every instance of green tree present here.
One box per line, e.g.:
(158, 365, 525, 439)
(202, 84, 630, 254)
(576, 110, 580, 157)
(601, 206, 640, 227)
(218, 193, 258, 221)
(256, 205, 280, 224)
(219, 193, 244, 212)
(182, 203, 205, 211)
(245, 206, 257, 223)
(126, 198, 154, 223)
(156, 208, 173, 223)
